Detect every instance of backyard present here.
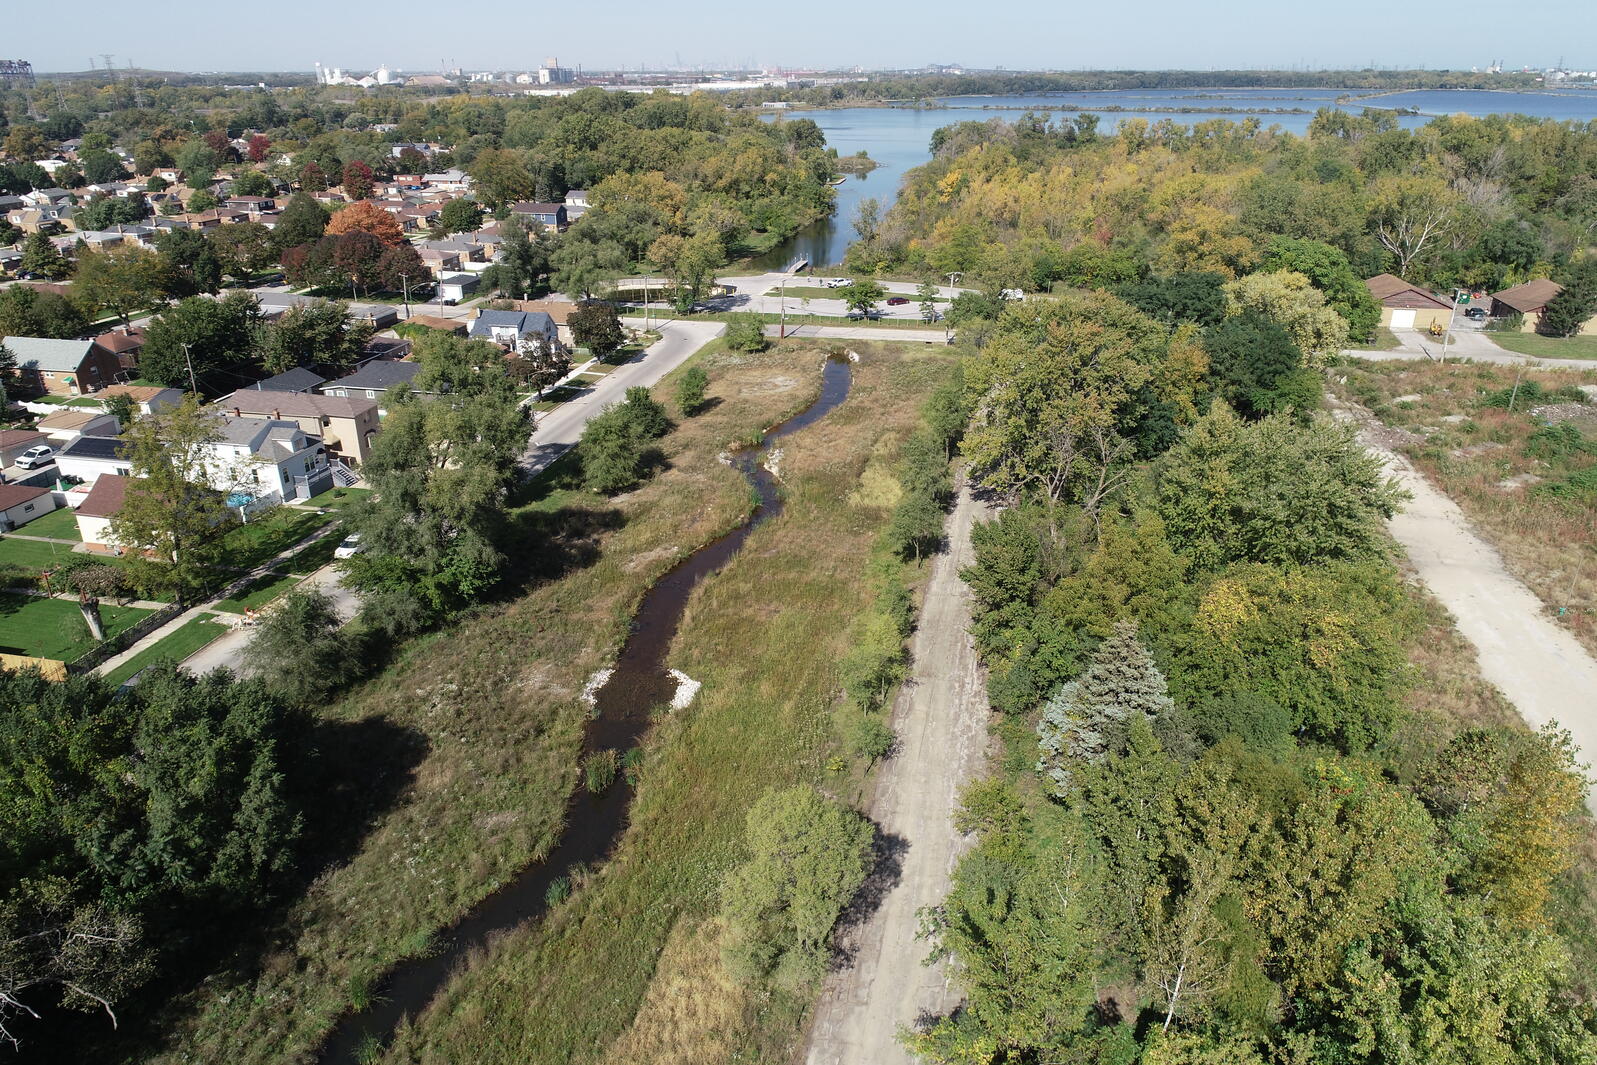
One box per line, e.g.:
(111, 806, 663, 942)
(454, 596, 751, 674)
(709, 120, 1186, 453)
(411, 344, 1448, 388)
(0, 593, 151, 661)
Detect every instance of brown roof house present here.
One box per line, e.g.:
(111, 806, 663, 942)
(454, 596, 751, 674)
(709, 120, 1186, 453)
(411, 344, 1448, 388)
(37, 409, 121, 445)
(0, 483, 58, 533)
(74, 473, 130, 552)
(94, 326, 147, 372)
(1364, 274, 1455, 332)
(99, 384, 185, 416)
(1491, 279, 1596, 336)
(4, 336, 122, 396)
(223, 389, 382, 465)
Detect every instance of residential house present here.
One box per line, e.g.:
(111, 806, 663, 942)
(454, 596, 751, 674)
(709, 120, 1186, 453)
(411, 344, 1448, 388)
(225, 195, 277, 214)
(406, 314, 467, 335)
(508, 201, 567, 230)
(94, 326, 147, 373)
(0, 430, 48, 467)
(319, 360, 426, 409)
(563, 189, 588, 221)
(37, 410, 121, 446)
(1364, 274, 1455, 332)
(417, 246, 462, 278)
(204, 415, 333, 503)
(470, 309, 558, 350)
(251, 367, 327, 393)
(1491, 279, 1597, 335)
(502, 300, 579, 345)
(222, 389, 381, 465)
(5, 337, 122, 396)
(419, 239, 484, 264)
(254, 292, 400, 329)
(363, 335, 412, 362)
(98, 384, 184, 416)
(73, 473, 129, 552)
(423, 169, 470, 192)
(0, 483, 58, 532)
(437, 273, 479, 304)
(55, 435, 133, 483)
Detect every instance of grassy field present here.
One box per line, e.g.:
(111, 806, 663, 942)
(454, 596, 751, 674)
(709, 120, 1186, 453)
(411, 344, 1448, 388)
(0, 534, 77, 575)
(138, 342, 921, 1065)
(219, 508, 331, 572)
(102, 616, 229, 687)
(1489, 331, 1597, 360)
(281, 531, 345, 576)
(1331, 360, 1597, 657)
(0, 593, 151, 661)
(1352, 328, 1404, 351)
(17, 507, 84, 541)
(215, 572, 303, 613)
(381, 342, 956, 1064)
(304, 487, 373, 510)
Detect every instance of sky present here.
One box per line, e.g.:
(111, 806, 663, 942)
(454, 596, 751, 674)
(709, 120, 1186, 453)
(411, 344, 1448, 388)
(11, 0, 1597, 75)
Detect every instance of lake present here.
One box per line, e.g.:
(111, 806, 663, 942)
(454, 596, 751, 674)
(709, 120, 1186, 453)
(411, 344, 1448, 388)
(758, 86, 1597, 269)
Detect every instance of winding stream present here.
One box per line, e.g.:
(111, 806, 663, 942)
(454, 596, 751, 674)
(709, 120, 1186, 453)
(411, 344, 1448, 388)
(318, 355, 854, 1062)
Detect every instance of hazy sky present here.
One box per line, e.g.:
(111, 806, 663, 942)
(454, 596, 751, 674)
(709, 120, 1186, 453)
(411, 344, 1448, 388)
(14, 0, 1595, 74)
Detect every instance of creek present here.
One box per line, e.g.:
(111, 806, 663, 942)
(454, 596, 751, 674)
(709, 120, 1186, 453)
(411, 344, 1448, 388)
(317, 355, 854, 1063)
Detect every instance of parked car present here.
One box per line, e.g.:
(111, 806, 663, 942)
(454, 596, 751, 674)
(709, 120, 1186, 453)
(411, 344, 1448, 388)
(886, 296, 909, 306)
(15, 445, 54, 470)
(823, 277, 851, 288)
(1464, 307, 1488, 320)
(333, 533, 363, 559)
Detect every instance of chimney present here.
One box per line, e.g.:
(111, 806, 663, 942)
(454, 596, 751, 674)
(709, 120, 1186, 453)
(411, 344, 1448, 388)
(272, 410, 281, 420)
(232, 407, 241, 417)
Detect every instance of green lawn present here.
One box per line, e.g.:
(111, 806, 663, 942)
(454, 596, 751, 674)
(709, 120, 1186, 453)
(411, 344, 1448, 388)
(0, 594, 152, 661)
(216, 571, 302, 613)
(761, 285, 853, 300)
(281, 531, 345, 575)
(304, 487, 373, 510)
(18, 507, 84, 541)
(1354, 328, 1404, 352)
(0, 535, 77, 576)
(219, 509, 329, 571)
(1489, 331, 1597, 360)
(102, 616, 229, 687)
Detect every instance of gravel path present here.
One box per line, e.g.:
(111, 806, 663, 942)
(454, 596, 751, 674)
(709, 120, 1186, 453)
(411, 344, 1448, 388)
(805, 481, 992, 1065)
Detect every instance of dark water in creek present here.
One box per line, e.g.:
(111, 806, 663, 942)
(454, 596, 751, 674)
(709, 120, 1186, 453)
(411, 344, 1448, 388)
(318, 355, 854, 1062)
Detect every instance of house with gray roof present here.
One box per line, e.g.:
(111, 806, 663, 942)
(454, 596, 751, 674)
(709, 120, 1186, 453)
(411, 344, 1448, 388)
(251, 367, 328, 394)
(2, 336, 122, 396)
(199, 415, 333, 503)
(319, 360, 429, 411)
(469, 309, 557, 350)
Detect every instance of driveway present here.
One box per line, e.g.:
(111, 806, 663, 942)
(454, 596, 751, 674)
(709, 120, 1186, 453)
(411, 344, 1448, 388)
(178, 562, 360, 677)
(1344, 327, 1597, 371)
(517, 318, 724, 476)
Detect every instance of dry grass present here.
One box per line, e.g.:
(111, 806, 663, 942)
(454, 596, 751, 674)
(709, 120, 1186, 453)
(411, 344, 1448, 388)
(605, 917, 748, 1065)
(1331, 360, 1597, 657)
(377, 342, 956, 1064)
(138, 346, 853, 1065)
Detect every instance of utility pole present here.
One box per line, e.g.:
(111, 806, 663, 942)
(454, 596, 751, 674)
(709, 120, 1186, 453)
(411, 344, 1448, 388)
(400, 273, 411, 318)
(180, 343, 199, 394)
(779, 276, 788, 338)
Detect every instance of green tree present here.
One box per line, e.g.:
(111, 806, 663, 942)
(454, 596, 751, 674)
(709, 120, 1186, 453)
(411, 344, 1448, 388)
(1260, 236, 1382, 341)
(258, 298, 372, 375)
(491, 220, 556, 298)
(568, 301, 624, 355)
(140, 290, 262, 387)
(837, 279, 887, 317)
(103, 390, 136, 430)
(187, 189, 218, 213)
(1037, 620, 1175, 796)
(1118, 271, 1230, 327)
(228, 169, 273, 198)
(1155, 405, 1405, 571)
(437, 197, 484, 235)
(242, 588, 353, 705)
(342, 334, 529, 634)
(46, 555, 131, 642)
(577, 404, 649, 494)
(1203, 314, 1318, 419)
(719, 785, 875, 989)
(71, 244, 163, 327)
(917, 278, 941, 323)
(73, 194, 150, 231)
(154, 227, 223, 297)
(77, 148, 126, 185)
(19, 232, 69, 280)
(110, 396, 238, 603)
(724, 312, 768, 352)
(1222, 270, 1348, 368)
(552, 238, 626, 300)
(676, 365, 709, 415)
(1536, 262, 1597, 338)
(207, 221, 275, 279)
(270, 191, 329, 253)
(0, 285, 87, 339)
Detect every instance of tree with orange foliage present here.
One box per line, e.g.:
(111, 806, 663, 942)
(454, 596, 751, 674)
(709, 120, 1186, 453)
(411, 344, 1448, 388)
(325, 201, 405, 247)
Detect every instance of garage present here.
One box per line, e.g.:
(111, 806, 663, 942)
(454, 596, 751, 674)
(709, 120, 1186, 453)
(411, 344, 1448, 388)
(1389, 309, 1416, 329)
(1366, 274, 1455, 333)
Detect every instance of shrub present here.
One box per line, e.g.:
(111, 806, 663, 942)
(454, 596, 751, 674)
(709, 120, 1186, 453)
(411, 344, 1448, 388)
(725, 312, 769, 353)
(676, 365, 709, 415)
(848, 714, 896, 764)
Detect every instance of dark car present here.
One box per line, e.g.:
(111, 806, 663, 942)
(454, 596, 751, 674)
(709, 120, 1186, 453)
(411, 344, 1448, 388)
(886, 296, 909, 306)
(1464, 307, 1488, 320)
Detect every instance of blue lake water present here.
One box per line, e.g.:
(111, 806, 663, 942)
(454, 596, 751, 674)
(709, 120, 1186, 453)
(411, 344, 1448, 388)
(758, 86, 1597, 269)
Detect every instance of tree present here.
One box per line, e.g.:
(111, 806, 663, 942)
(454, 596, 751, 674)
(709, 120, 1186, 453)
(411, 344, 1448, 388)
(963, 294, 1161, 523)
(154, 228, 222, 297)
(553, 238, 627, 300)
(73, 194, 149, 231)
(0, 286, 87, 340)
(245, 134, 271, 163)
(3, 126, 47, 162)
(298, 161, 327, 192)
(242, 588, 352, 705)
(466, 148, 534, 209)
(1203, 314, 1318, 419)
(620, 385, 671, 438)
(228, 169, 273, 198)
(1118, 272, 1229, 327)
(340, 159, 373, 201)
(19, 232, 69, 280)
(578, 404, 650, 493)
(46, 555, 131, 642)
(719, 786, 875, 989)
(270, 191, 328, 253)
(1155, 405, 1405, 573)
(725, 312, 768, 352)
(342, 334, 529, 634)
(649, 229, 725, 309)
(1369, 173, 1463, 278)
(438, 197, 484, 235)
(186, 189, 218, 213)
(258, 298, 372, 375)
(140, 291, 262, 388)
(110, 395, 238, 603)
(103, 391, 136, 430)
(1536, 262, 1597, 338)
(132, 139, 172, 176)
(852, 196, 881, 243)
(77, 149, 126, 186)
(837, 279, 887, 317)
(917, 279, 941, 323)
(676, 365, 709, 415)
(1222, 271, 1348, 368)
(71, 245, 162, 327)
(507, 335, 570, 398)
(492, 220, 556, 298)
(1036, 621, 1175, 797)
(1260, 236, 1382, 341)
(568, 301, 624, 355)
(207, 221, 275, 279)
(325, 200, 404, 247)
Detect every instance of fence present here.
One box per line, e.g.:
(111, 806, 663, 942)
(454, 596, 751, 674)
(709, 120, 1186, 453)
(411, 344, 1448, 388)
(67, 602, 185, 675)
(0, 651, 66, 681)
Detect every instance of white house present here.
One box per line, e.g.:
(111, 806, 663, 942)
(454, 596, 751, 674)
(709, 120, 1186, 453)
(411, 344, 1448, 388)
(0, 483, 58, 532)
(74, 474, 128, 552)
(55, 435, 133, 484)
(202, 415, 334, 504)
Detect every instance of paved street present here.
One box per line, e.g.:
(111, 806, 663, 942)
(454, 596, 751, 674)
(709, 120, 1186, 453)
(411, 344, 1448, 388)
(179, 562, 360, 676)
(705, 271, 963, 321)
(1343, 325, 1597, 371)
(517, 317, 723, 476)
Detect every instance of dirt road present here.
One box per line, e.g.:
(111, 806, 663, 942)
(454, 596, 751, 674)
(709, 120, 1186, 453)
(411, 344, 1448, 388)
(805, 481, 992, 1065)
(1352, 419, 1597, 809)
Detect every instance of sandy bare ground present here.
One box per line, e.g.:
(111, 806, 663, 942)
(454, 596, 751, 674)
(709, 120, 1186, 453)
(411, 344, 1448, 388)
(1343, 406, 1597, 808)
(805, 481, 992, 1065)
